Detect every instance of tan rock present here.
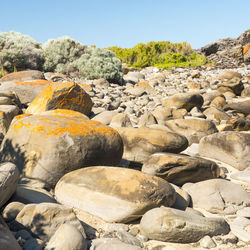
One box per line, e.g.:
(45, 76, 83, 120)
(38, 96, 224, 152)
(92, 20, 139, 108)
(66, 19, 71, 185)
(55, 166, 176, 223)
(0, 70, 44, 82)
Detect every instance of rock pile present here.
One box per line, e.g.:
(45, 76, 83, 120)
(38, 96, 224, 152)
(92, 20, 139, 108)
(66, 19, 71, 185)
(0, 65, 249, 249)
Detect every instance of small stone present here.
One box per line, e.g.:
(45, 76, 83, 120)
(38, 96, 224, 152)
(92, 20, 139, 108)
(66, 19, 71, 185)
(199, 235, 217, 248)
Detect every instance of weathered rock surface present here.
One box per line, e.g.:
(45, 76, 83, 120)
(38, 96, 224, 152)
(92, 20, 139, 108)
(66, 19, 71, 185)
(199, 131, 250, 170)
(116, 127, 188, 162)
(162, 92, 204, 112)
(0, 70, 45, 82)
(165, 118, 218, 144)
(2, 201, 25, 222)
(230, 217, 250, 243)
(55, 166, 176, 223)
(0, 162, 19, 208)
(231, 167, 250, 183)
(45, 223, 87, 250)
(142, 153, 220, 186)
(183, 179, 250, 214)
(140, 207, 230, 243)
(223, 99, 250, 115)
(26, 81, 93, 116)
(15, 203, 86, 241)
(0, 110, 123, 187)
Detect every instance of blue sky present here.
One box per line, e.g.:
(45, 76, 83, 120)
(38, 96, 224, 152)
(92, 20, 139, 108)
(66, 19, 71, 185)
(0, 0, 249, 49)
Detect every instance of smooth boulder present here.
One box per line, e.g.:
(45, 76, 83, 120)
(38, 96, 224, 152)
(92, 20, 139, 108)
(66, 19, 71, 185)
(55, 166, 176, 223)
(0, 110, 123, 187)
(140, 207, 230, 243)
(142, 153, 220, 186)
(116, 127, 188, 162)
(199, 131, 250, 170)
(183, 179, 250, 214)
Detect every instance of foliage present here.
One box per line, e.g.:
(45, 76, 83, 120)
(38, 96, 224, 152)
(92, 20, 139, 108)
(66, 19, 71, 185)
(42, 36, 87, 73)
(108, 41, 208, 69)
(71, 47, 122, 83)
(0, 31, 44, 72)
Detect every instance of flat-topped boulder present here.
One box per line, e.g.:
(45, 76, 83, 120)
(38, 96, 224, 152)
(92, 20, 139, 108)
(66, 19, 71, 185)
(115, 127, 188, 162)
(199, 131, 250, 170)
(140, 207, 230, 243)
(55, 166, 176, 223)
(0, 110, 123, 187)
(0, 70, 45, 82)
(26, 81, 93, 116)
(142, 153, 220, 186)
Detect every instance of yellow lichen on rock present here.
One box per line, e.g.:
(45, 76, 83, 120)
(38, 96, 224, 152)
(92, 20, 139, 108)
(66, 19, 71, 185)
(26, 82, 93, 116)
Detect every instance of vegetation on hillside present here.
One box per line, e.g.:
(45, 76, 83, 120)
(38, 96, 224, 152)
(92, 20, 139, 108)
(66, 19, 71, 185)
(108, 41, 208, 69)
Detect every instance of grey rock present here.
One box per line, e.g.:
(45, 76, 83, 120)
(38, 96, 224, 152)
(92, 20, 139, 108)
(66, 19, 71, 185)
(230, 217, 250, 243)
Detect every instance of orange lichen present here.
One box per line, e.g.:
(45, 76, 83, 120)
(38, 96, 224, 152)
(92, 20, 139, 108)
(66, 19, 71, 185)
(40, 109, 88, 118)
(14, 80, 51, 86)
(243, 43, 250, 56)
(136, 81, 151, 87)
(0, 70, 44, 82)
(11, 114, 118, 138)
(79, 83, 93, 91)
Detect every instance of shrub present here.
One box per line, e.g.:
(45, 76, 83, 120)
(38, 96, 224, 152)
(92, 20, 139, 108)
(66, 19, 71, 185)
(42, 36, 87, 73)
(71, 47, 123, 84)
(108, 41, 208, 69)
(0, 31, 44, 72)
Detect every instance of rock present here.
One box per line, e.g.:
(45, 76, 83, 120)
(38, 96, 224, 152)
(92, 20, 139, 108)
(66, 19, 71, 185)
(217, 78, 244, 96)
(115, 231, 143, 247)
(0, 91, 22, 107)
(142, 153, 220, 186)
(151, 107, 173, 124)
(162, 92, 204, 112)
(94, 78, 110, 88)
(2, 201, 25, 222)
(138, 111, 157, 127)
(0, 110, 123, 187)
(0, 216, 21, 250)
(0, 79, 51, 104)
(0, 70, 45, 82)
(13, 184, 56, 204)
(0, 105, 20, 139)
(123, 72, 145, 84)
(0, 162, 20, 208)
(116, 127, 188, 162)
(171, 184, 190, 210)
(45, 223, 87, 250)
(92, 110, 118, 125)
(15, 203, 86, 241)
(55, 166, 176, 223)
(236, 207, 250, 218)
(183, 179, 250, 214)
(140, 207, 230, 243)
(210, 95, 226, 108)
(23, 238, 44, 250)
(203, 107, 230, 122)
(230, 217, 250, 243)
(223, 99, 250, 115)
(241, 86, 250, 97)
(165, 118, 218, 145)
(228, 118, 250, 131)
(218, 71, 242, 81)
(243, 43, 250, 63)
(90, 238, 142, 250)
(199, 235, 217, 248)
(26, 82, 93, 116)
(199, 131, 250, 170)
(110, 113, 132, 127)
(231, 168, 250, 183)
(125, 86, 147, 97)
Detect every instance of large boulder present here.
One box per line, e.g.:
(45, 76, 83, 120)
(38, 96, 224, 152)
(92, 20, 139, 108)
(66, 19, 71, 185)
(115, 127, 188, 162)
(0, 109, 123, 187)
(0, 162, 19, 208)
(26, 81, 93, 116)
(199, 131, 250, 170)
(141, 153, 220, 186)
(15, 203, 86, 242)
(140, 207, 230, 243)
(162, 92, 204, 112)
(0, 79, 51, 104)
(55, 166, 176, 223)
(223, 99, 250, 115)
(165, 118, 218, 145)
(0, 70, 45, 82)
(183, 179, 250, 214)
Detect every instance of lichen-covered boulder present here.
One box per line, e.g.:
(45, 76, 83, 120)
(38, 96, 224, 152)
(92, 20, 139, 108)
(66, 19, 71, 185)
(0, 70, 45, 82)
(26, 81, 93, 116)
(115, 127, 188, 162)
(0, 110, 123, 187)
(55, 167, 176, 223)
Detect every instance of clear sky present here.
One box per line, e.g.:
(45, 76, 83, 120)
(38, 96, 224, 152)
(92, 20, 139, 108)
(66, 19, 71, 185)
(0, 0, 249, 49)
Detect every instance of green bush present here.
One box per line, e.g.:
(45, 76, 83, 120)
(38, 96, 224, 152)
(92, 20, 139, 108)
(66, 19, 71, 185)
(42, 36, 87, 73)
(71, 47, 122, 83)
(108, 41, 208, 69)
(0, 31, 44, 72)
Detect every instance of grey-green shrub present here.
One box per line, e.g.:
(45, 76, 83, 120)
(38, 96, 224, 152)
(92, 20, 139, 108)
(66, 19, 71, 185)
(71, 47, 123, 83)
(0, 31, 44, 72)
(42, 36, 87, 73)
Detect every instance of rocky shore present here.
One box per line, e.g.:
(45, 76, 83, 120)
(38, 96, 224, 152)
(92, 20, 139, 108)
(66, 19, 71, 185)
(0, 64, 249, 250)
